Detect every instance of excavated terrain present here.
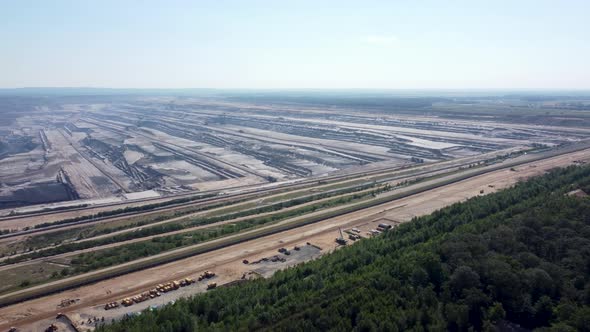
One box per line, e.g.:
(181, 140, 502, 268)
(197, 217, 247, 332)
(1, 95, 588, 212)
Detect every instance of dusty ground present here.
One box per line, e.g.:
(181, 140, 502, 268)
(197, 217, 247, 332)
(1, 148, 589, 331)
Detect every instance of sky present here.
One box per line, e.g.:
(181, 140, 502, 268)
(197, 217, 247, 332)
(1, 0, 589, 89)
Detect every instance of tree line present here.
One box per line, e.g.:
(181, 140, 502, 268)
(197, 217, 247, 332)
(98, 165, 590, 331)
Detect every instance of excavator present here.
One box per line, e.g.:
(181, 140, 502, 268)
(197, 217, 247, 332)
(335, 228, 348, 245)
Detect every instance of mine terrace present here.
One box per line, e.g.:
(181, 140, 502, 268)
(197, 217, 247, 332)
(1, 93, 588, 213)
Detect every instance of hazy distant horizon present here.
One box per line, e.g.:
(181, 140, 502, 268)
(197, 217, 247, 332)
(2, 87, 590, 97)
(2, 0, 589, 89)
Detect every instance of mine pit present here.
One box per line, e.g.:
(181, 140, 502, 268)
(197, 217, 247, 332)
(0, 97, 586, 214)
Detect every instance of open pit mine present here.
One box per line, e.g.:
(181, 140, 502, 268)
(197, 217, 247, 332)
(1, 94, 590, 331)
(1, 96, 585, 214)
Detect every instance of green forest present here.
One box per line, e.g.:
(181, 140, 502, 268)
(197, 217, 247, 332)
(98, 165, 590, 331)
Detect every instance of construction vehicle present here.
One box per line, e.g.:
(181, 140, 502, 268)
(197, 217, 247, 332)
(180, 277, 195, 287)
(58, 298, 78, 308)
(156, 283, 170, 292)
(198, 271, 216, 281)
(349, 234, 361, 241)
(45, 324, 58, 332)
(131, 293, 150, 303)
(270, 255, 286, 262)
(121, 298, 134, 306)
(335, 228, 348, 245)
(156, 280, 181, 292)
(377, 224, 392, 232)
(104, 301, 120, 310)
(207, 282, 217, 290)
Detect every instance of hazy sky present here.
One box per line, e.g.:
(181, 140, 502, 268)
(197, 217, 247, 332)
(2, 0, 589, 89)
